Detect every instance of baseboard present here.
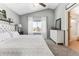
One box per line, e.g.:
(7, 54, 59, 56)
(49, 38, 63, 45)
(57, 43, 63, 45)
(49, 38, 56, 44)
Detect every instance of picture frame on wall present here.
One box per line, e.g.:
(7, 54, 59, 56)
(2, 10, 7, 18)
(0, 9, 7, 20)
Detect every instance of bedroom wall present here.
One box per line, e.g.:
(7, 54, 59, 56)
(54, 3, 66, 30)
(54, 3, 68, 46)
(70, 19, 78, 41)
(20, 9, 55, 38)
(0, 4, 20, 24)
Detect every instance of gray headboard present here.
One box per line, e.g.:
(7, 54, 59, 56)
(0, 21, 15, 32)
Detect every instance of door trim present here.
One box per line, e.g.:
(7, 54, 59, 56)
(68, 12, 71, 45)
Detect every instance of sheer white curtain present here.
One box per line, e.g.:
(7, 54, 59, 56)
(28, 17, 33, 34)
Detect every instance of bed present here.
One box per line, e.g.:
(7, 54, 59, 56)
(0, 21, 53, 56)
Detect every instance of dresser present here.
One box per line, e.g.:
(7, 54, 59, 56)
(50, 30, 64, 44)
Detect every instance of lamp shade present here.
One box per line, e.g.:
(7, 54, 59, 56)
(18, 24, 22, 27)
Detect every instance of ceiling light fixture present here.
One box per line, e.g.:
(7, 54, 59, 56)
(33, 3, 39, 7)
(39, 3, 46, 7)
(33, 3, 46, 7)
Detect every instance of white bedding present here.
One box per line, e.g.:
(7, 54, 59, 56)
(0, 35, 53, 56)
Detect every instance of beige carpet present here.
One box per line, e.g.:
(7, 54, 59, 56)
(45, 39, 79, 56)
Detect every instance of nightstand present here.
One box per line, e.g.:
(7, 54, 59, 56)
(19, 31, 24, 35)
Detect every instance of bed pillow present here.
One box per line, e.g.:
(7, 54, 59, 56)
(0, 33, 4, 41)
(9, 31, 20, 38)
(0, 32, 11, 42)
(4, 32, 11, 38)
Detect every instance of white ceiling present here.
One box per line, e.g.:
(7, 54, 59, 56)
(4, 3, 59, 15)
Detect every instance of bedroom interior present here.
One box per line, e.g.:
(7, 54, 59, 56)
(0, 3, 79, 56)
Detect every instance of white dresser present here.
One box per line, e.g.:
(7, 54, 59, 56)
(50, 30, 64, 44)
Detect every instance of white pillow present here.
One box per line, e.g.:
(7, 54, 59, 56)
(4, 32, 11, 38)
(0, 33, 4, 41)
(9, 31, 20, 38)
(0, 32, 11, 42)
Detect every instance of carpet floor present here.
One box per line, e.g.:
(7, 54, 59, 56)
(45, 39, 79, 56)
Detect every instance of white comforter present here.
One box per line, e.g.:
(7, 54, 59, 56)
(0, 35, 53, 56)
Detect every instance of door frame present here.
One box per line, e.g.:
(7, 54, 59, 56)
(67, 4, 78, 46)
(68, 12, 71, 45)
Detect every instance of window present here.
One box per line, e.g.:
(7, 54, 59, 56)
(32, 20, 42, 33)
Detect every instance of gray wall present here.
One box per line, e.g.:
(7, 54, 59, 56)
(54, 3, 68, 46)
(20, 9, 55, 38)
(0, 4, 20, 24)
(54, 3, 66, 30)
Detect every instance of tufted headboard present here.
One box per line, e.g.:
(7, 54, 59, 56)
(0, 21, 15, 32)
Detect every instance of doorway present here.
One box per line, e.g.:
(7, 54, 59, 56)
(68, 5, 79, 52)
